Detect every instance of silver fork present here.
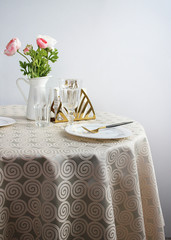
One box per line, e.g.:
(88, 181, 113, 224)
(82, 121, 133, 133)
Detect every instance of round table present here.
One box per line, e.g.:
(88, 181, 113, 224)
(0, 105, 165, 240)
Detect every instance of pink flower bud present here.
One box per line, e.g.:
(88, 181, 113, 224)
(23, 45, 32, 54)
(4, 38, 21, 56)
(36, 38, 48, 49)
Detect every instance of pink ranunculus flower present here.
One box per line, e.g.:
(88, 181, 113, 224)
(4, 38, 21, 56)
(37, 35, 57, 50)
(36, 38, 48, 49)
(23, 44, 32, 54)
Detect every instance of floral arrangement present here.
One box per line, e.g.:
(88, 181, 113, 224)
(4, 35, 58, 78)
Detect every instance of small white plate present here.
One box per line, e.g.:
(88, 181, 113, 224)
(65, 123, 132, 139)
(0, 117, 16, 127)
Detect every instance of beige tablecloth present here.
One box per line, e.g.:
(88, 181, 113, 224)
(0, 105, 165, 240)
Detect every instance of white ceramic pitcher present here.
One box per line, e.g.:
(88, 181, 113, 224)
(16, 76, 51, 120)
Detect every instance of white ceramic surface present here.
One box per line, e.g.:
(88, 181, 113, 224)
(0, 117, 16, 127)
(16, 76, 51, 120)
(65, 123, 132, 139)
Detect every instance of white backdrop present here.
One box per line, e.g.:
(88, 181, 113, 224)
(0, 0, 171, 236)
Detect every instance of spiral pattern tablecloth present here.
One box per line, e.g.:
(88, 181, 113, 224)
(0, 105, 165, 240)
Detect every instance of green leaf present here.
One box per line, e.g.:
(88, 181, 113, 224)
(18, 46, 58, 78)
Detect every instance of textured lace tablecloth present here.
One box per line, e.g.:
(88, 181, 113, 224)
(0, 105, 165, 240)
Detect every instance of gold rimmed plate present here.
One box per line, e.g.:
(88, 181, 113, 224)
(0, 117, 16, 127)
(65, 123, 132, 139)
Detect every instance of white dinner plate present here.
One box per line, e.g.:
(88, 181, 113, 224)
(0, 117, 16, 127)
(65, 123, 132, 139)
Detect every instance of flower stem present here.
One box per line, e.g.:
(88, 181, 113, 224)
(17, 50, 30, 63)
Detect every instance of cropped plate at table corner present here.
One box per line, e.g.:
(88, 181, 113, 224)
(0, 117, 16, 127)
(65, 123, 132, 139)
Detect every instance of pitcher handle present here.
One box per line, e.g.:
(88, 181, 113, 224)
(16, 78, 29, 103)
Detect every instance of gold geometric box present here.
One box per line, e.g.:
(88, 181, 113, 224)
(51, 89, 96, 123)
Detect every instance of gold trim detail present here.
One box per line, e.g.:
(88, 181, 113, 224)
(50, 89, 96, 123)
(74, 89, 96, 121)
(51, 101, 68, 123)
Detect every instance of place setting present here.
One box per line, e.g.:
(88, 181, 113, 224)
(0, 76, 134, 140)
(48, 78, 133, 140)
(16, 75, 134, 139)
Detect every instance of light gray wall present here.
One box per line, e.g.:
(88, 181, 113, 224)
(0, 0, 171, 236)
